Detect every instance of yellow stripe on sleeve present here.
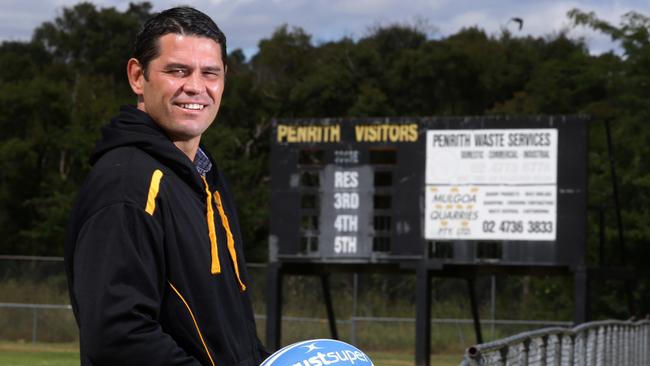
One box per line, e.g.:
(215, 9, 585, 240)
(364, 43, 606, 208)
(145, 169, 164, 215)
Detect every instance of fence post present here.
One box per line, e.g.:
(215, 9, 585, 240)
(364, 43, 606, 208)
(641, 322, 645, 364)
(643, 322, 650, 365)
(576, 333, 586, 366)
(547, 334, 561, 366)
(623, 325, 629, 366)
(613, 325, 621, 365)
(636, 323, 642, 365)
(606, 325, 613, 365)
(595, 326, 605, 366)
(351, 273, 358, 345)
(586, 328, 596, 366)
(631, 324, 637, 366)
(31, 307, 37, 344)
(560, 333, 573, 366)
(635, 323, 641, 364)
(545, 334, 554, 366)
(566, 333, 573, 366)
(531, 336, 544, 365)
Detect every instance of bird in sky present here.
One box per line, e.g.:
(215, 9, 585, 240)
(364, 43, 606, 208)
(510, 17, 524, 30)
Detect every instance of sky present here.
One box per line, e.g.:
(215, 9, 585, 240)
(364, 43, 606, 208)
(1, 0, 649, 58)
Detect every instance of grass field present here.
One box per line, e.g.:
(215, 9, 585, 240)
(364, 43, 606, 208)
(0, 342, 79, 366)
(0, 342, 461, 366)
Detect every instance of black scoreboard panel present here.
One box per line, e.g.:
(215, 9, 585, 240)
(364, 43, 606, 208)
(269, 116, 588, 268)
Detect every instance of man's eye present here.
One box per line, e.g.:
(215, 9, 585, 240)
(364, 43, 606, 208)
(168, 69, 186, 76)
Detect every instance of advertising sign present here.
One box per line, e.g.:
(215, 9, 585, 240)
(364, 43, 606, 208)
(424, 129, 558, 241)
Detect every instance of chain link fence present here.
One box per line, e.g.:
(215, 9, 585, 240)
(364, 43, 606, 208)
(0, 302, 76, 343)
(7, 255, 633, 359)
(1, 300, 572, 351)
(460, 318, 650, 365)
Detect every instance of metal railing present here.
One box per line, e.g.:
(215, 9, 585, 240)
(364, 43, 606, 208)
(460, 318, 650, 365)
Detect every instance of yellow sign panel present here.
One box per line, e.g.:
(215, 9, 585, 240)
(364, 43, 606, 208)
(276, 125, 341, 143)
(354, 124, 418, 142)
(276, 123, 418, 143)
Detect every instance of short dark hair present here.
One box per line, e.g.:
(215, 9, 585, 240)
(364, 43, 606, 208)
(133, 7, 227, 78)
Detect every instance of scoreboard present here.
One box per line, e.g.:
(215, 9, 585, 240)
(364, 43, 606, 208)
(269, 116, 588, 268)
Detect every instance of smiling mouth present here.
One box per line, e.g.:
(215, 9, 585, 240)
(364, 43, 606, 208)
(177, 103, 205, 111)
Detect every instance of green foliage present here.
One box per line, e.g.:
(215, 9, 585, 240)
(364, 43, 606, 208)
(0, 3, 649, 316)
(33, 2, 146, 83)
(568, 11, 650, 315)
(0, 2, 150, 255)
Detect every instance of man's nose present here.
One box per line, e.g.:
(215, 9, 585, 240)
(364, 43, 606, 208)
(183, 72, 203, 94)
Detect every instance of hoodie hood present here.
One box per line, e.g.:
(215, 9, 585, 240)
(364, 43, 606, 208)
(92, 105, 204, 193)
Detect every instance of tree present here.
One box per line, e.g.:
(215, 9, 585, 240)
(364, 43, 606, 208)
(0, 2, 153, 254)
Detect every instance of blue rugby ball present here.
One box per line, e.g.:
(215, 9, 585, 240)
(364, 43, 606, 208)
(261, 339, 374, 366)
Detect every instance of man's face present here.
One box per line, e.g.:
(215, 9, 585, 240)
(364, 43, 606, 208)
(132, 34, 225, 144)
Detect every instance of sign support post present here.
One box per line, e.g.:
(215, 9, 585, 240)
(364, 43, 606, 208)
(320, 274, 339, 340)
(266, 262, 283, 351)
(415, 264, 431, 366)
(467, 277, 483, 344)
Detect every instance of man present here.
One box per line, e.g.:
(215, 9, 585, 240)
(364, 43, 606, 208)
(65, 7, 268, 365)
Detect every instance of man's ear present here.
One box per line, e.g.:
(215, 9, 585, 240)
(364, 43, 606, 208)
(127, 58, 145, 95)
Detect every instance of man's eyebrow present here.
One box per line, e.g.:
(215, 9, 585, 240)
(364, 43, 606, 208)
(201, 65, 223, 73)
(162, 63, 222, 73)
(163, 63, 191, 70)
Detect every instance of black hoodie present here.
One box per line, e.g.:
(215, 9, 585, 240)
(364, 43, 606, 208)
(65, 106, 268, 366)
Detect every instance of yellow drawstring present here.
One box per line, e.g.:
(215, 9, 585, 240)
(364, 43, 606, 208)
(213, 191, 246, 291)
(201, 176, 221, 274)
(201, 176, 247, 291)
